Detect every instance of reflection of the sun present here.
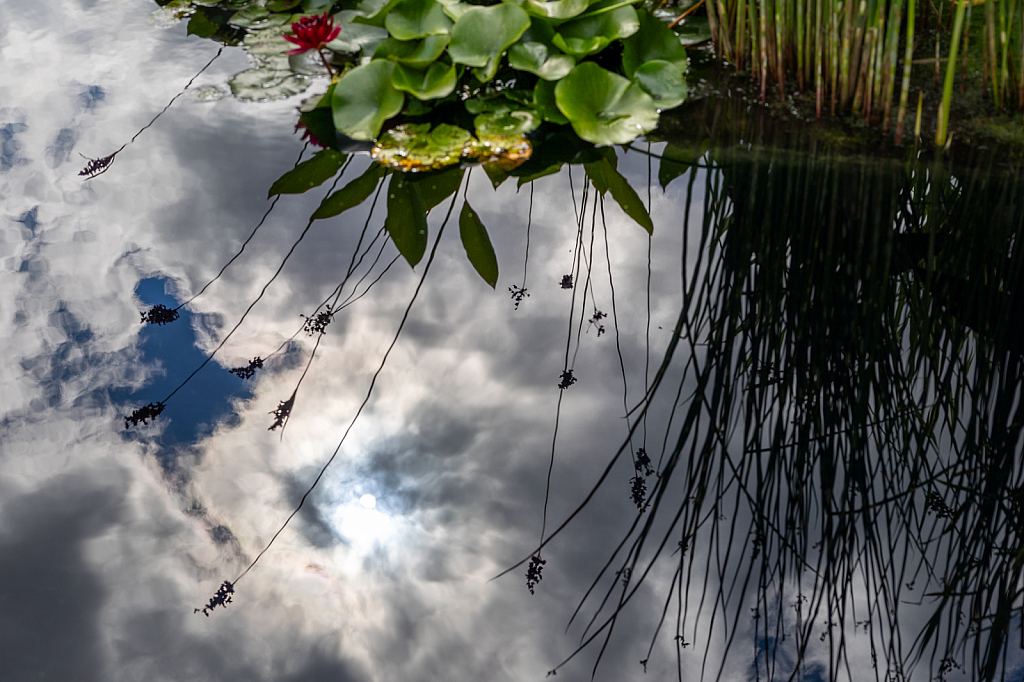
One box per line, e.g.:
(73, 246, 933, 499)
(331, 494, 395, 551)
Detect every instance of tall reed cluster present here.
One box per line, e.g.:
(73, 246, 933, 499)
(701, 0, 1024, 144)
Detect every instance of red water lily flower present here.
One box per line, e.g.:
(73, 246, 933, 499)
(283, 12, 341, 56)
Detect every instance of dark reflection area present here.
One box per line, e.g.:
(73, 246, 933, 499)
(552, 139, 1024, 680)
(112, 277, 272, 467)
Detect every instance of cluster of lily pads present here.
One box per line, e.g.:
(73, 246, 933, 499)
(163, 0, 699, 168)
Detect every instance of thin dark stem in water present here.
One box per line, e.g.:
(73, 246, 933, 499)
(138, 173, 344, 413)
(80, 47, 223, 179)
(175, 143, 317, 312)
(229, 173, 464, 587)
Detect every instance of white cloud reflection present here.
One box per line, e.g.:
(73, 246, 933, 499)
(4, 1, 1010, 681)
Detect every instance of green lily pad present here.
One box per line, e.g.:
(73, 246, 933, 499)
(459, 201, 499, 288)
(633, 59, 687, 109)
(229, 68, 311, 101)
(385, 0, 453, 40)
(552, 2, 639, 58)
(534, 79, 568, 124)
(554, 62, 659, 144)
(522, 0, 590, 20)
(621, 9, 689, 77)
(508, 42, 575, 80)
(326, 13, 389, 53)
(474, 110, 539, 137)
(267, 0, 302, 10)
(435, 0, 476, 20)
(332, 60, 405, 140)
(374, 35, 450, 67)
(350, 0, 402, 26)
(391, 61, 457, 99)
(449, 3, 531, 82)
(386, 174, 429, 266)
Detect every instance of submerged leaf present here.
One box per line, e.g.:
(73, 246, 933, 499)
(312, 163, 386, 219)
(386, 174, 429, 266)
(474, 110, 540, 137)
(229, 67, 310, 101)
(331, 60, 405, 140)
(269, 150, 348, 197)
(584, 156, 653, 232)
(412, 166, 465, 210)
(373, 123, 472, 170)
(459, 201, 499, 287)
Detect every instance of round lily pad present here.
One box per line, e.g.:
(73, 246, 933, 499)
(554, 62, 659, 145)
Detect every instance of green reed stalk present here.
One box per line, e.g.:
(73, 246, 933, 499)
(987, 0, 1000, 106)
(841, 0, 855, 105)
(881, 0, 905, 131)
(999, 0, 1016, 109)
(761, 0, 771, 100)
(895, 0, 916, 143)
(797, 0, 807, 88)
(832, 0, 842, 112)
(1018, 4, 1024, 107)
(735, 0, 747, 69)
(937, 0, 969, 145)
(774, 0, 787, 95)
(816, 0, 826, 114)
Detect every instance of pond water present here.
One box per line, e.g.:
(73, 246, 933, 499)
(2, 2, 1024, 681)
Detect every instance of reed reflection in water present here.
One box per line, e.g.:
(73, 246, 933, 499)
(545, 142, 1024, 682)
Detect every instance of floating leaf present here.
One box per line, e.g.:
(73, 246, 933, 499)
(534, 79, 568, 124)
(374, 35, 450, 67)
(386, 174, 429, 266)
(449, 3, 531, 82)
(312, 163, 386, 219)
(331, 60, 405, 140)
(621, 8, 689, 77)
(303, 0, 335, 10)
(267, 0, 302, 10)
(552, 2, 639, 58)
(508, 42, 575, 81)
(391, 60, 457, 99)
(269, 150, 348, 197)
(229, 68, 310, 101)
(326, 13, 389, 53)
(474, 110, 539, 137)
(350, 0, 402, 26)
(522, 0, 590, 20)
(584, 156, 653, 232)
(385, 0, 453, 40)
(411, 167, 465, 210)
(554, 62, 659, 145)
(435, 0, 476, 20)
(460, 200, 498, 287)
(633, 59, 687, 109)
